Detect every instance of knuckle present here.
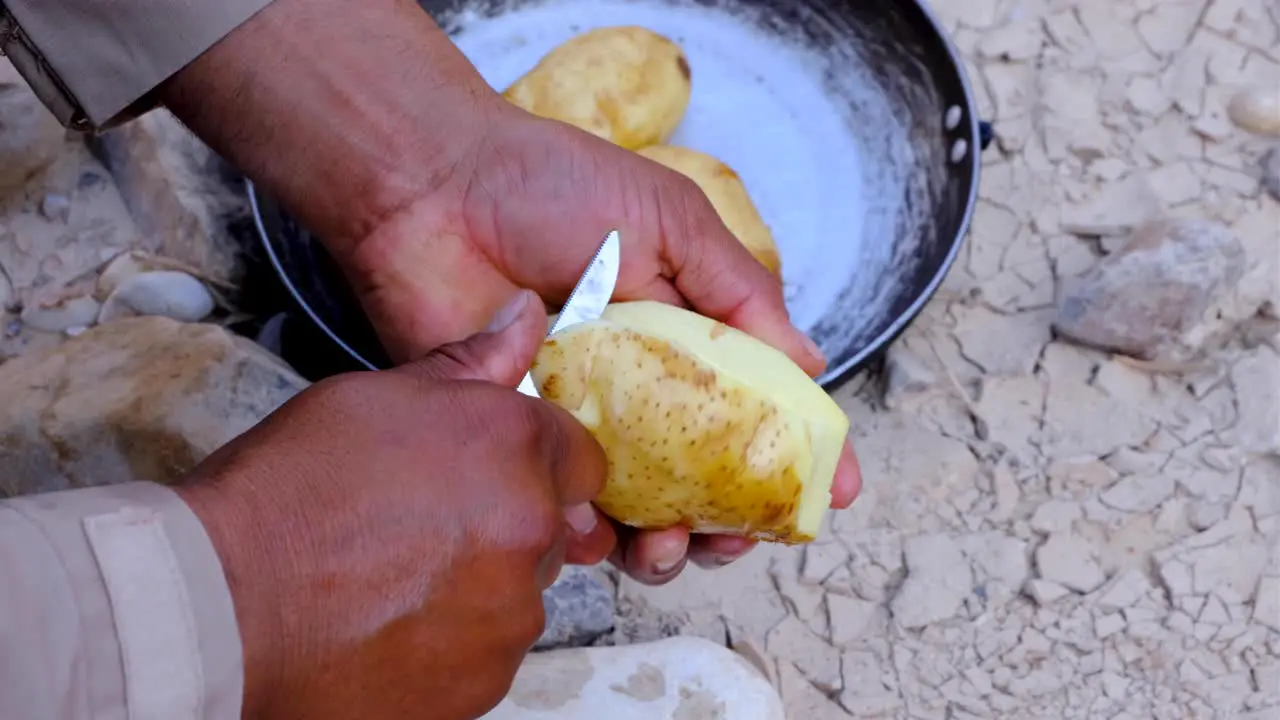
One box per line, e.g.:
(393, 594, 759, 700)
(306, 372, 380, 411)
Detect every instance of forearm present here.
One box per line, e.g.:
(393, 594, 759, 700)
(0, 483, 243, 720)
(157, 0, 502, 259)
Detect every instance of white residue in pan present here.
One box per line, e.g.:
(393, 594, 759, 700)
(445, 0, 912, 343)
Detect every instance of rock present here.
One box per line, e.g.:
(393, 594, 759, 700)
(534, 566, 615, 651)
(97, 270, 215, 324)
(0, 317, 307, 497)
(1227, 87, 1280, 137)
(1034, 533, 1106, 594)
(480, 637, 785, 720)
(0, 60, 65, 194)
(90, 110, 250, 286)
(1261, 147, 1280, 202)
(890, 533, 973, 629)
(1053, 219, 1247, 360)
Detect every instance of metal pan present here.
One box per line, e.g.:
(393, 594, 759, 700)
(249, 0, 988, 388)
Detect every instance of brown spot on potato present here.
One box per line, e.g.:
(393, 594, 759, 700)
(676, 54, 691, 81)
(542, 373, 562, 399)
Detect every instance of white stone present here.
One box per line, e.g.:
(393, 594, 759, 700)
(480, 637, 784, 720)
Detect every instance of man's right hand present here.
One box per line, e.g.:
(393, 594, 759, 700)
(175, 290, 614, 720)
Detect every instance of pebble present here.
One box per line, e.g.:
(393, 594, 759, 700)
(97, 270, 215, 325)
(19, 295, 101, 333)
(1227, 87, 1280, 137)
(1053, 219, 1247, 360)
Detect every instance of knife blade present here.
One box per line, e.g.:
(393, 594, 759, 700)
(516, 229, 621, 397)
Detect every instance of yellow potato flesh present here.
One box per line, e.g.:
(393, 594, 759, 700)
(502, 26, 692, 150)
(637, 145, 782, 276)
(530, 301, 849, 544)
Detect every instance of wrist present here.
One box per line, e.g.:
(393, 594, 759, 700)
(175, 481, 284, 719)
(158, 0, 500, 258)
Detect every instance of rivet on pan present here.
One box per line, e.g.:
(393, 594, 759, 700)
(950, 139, 969, 164)
(945, 105, 963, 130)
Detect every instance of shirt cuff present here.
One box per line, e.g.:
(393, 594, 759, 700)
(2, 0, 274, 129)
(5, 482, 244, 719)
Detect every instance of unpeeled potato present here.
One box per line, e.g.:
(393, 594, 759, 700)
(531, 301, 848, 544)
(637, 145, 782, 276)
(503, 26, 692, 150)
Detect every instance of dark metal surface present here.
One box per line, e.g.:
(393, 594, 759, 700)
(251, 0, 985, 386)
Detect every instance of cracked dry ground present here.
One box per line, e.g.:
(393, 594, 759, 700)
(606, 1, 1280, 718)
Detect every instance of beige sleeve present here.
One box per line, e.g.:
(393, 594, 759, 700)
(0, 0, 274, 129)
(0, 482, 243, 720)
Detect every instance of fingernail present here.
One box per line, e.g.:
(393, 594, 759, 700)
(709, 553, 741, 567)
(652, 549, 683, 576)
(799, 332, 826, 366)
(485, 291, 531, 333)
(564, 503, 597, 534)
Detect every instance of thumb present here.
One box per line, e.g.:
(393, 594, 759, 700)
(395, 289, 547, 386)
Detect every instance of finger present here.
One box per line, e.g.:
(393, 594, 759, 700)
(830, 440, 862, 509)
(394, 288, 546, 387)
(563, 505, 617, 565)
(654, 177, 826, 377)
(619, 274, 688, 309)
(617, 527, 690, 585)
(688, 534, 757, 569)
(537, 404, 608, 507)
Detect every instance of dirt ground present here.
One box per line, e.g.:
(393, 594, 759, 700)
(1, 1, 1277, 718)
(607, 1, 1280, 718)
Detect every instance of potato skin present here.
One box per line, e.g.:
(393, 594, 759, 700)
(637, 145, 781, 276)
(531, 321, 814, 543)
(503, 26, 692, 150)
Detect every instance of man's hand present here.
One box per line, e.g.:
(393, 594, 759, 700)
(176, 291, 614, 720)
(161, 0, 860, 585)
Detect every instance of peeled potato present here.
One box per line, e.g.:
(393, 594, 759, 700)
(531, 301, 848, 544)
(638, 145, 782, 276)
(503, 26, 692, 150)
